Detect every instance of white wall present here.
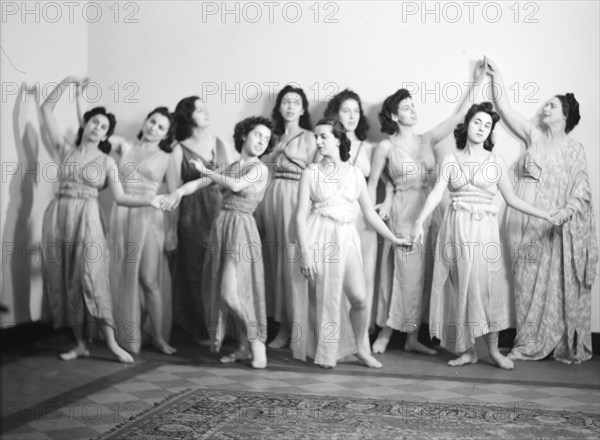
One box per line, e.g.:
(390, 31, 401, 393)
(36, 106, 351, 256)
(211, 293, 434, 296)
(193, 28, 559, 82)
(2, 1, 599, 330)
(1, 6, 88, 326)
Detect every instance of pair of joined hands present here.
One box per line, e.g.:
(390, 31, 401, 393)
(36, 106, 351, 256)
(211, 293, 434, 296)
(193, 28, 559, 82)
(149, 159, 214, 211)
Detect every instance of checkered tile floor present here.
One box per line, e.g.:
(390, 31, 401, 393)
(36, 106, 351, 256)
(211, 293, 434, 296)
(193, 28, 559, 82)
(2, 349, 599, 440)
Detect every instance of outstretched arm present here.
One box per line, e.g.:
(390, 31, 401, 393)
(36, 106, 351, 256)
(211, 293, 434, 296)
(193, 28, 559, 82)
(190, 159, 268, 193)
(411, 154, 453, 243)
(357, 175, 407, 246)
(496, 155, 553, 221)
(106, 157, 162, 207)
(424, 60, 485, 146)
(485, 57, 536, 144)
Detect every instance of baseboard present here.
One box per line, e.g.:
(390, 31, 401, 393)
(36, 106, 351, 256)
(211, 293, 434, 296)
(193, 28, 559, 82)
(1, 322, 599, 356)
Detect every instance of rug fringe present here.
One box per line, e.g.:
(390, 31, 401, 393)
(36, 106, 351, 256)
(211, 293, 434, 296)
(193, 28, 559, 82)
(91, 388, 192, 440)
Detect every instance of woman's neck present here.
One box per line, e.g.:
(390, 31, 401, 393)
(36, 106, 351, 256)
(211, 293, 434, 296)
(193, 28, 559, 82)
(283, 120, 301, 135)
(463, 141, 486, 156)
(347, 130, 359, 143)
(80, 140, 99, 153)
(542, 122, 568, 142)
(189, 127, 211, 142)
(138, 139, 160, 150)
(390, 124, 415, 142)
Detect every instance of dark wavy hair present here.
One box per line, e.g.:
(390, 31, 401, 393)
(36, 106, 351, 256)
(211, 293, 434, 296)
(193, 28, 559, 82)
(233, 116, 275, 158)
(453, 102, 500, 151)
(324, 89, 369, 141)
(137, 107, 174, 153)
(315, 118, 351, 162)
(271, 85, 312, 136)
(172, 96, 201, 142)
(555, 93, 581, 133)
(378, 89, 412, 135)
(75, 107, 116, 154)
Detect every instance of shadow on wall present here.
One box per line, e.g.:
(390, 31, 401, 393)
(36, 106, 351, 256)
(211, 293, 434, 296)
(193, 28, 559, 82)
(4, 86, 39, 322)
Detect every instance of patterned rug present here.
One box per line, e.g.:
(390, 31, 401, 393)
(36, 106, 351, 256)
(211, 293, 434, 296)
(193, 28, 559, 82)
(97, 388, 600, 439)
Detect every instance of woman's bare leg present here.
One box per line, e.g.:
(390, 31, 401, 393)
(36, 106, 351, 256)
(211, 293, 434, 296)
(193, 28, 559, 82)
(343, 250, 382, 368)
(139, 231, 176, 355)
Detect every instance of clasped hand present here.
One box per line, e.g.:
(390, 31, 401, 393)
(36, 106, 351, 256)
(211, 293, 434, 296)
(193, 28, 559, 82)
(150, 193, 181, 211)
(549, 207, 571, 225)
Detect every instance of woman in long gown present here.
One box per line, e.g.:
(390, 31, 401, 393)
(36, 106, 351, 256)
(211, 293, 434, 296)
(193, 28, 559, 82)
(40, 76, 162, 363)
(369, 62, 485, 355)
(411, 102, 555, 370)
(486, 58, 598, 363)
(324, 89, 390, 335)
(257, 85, 318, 349)
(168, 96, 235, 342)
(171, 116, 275, 368)
(295, 118, 409, 368)
(109, 107, 177, 355)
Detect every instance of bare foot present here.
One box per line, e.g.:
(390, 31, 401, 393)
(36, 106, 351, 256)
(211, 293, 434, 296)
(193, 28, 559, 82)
(108, 344, 134, 364)
(356, 351, 383, 368)
(317, 363, 335, 369)
(59, 346, 90, 361)
(490, 351, 514, 370)
(404, 338, 437, 355)
(447, 348, 477, 367)
(250, 341, 267, 369)
(220, 347, 251, 364)
(372, 327, 393, 354)
(267, 330, 289, 349)
(154, 340, 177, 356)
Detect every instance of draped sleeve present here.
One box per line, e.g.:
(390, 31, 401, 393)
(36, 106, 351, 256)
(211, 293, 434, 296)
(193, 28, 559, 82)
(564, 142, 599, 290)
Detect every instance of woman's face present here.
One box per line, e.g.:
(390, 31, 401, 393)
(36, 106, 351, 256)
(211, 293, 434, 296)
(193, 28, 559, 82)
(141, 113, 170, 143)
(82, 114, 110, 142)
(338, 99, 360, 133)
(393, 98, 418, 126)
(314, 124, 340, 158)
(542, 96, 565, 127)
(279, 92, 305, 123)
(244, 124, 271, 157)
(466, 111, 493, 144)
(192, 99, 210, 128)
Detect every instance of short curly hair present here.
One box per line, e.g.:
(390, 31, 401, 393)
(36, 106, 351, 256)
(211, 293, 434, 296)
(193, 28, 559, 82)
(324, 89, 369, 141)
(315, 118, 351, 162)
(453, 102, 500, 151)
(137, 107, 174, 153)
(271, 85, 312, 136)
(75, 107, 116, 154)
(555, 93, 581, 133)
(378, 89, 412, 135)
(233, 116, 275, 157)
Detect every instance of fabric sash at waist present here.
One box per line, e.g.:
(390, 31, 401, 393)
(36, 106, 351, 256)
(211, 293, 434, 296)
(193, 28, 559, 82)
(221, 195, 258, 215)
(57, 182, 99, 200)
(449, 192, 497, 219)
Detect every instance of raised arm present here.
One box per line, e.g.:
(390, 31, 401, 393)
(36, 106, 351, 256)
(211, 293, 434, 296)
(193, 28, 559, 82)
(485, 57, 536, 144)
(423, 60, 485, 146)
(367, 140, 390, 202)
(74, 78, 90, 127)
(496, 155, 552, 221)
(40, 76, 78, 153)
